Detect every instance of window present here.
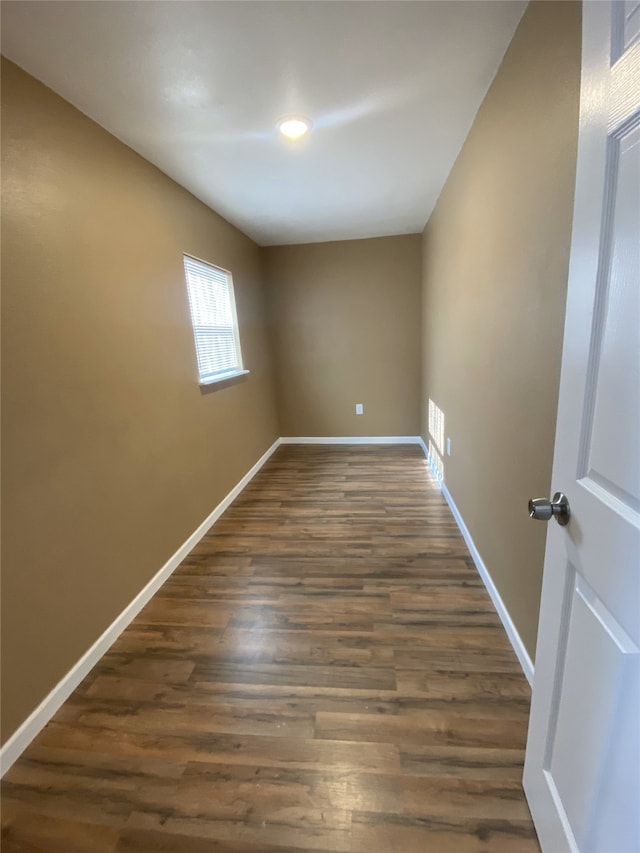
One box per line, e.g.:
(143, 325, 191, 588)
(183, 255, 246, 385)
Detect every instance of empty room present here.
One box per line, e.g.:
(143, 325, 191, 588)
(1, 1, 638, 851)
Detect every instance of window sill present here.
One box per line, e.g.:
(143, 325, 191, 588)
(199, 369, 250, 388)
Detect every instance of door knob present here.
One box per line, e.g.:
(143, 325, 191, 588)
(528, 492, 570, 526)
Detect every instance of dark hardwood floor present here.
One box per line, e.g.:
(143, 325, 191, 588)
(1, 444, 540, 852)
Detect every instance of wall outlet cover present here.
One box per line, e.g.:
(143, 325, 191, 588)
(355, 403, 364, 415)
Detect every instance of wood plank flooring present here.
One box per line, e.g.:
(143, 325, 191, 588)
(1, 445, 540, 852)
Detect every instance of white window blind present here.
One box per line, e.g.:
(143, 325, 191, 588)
(183, 255, 244, 384)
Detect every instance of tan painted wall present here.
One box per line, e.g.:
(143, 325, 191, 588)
(264, 236, 422, 437)
(0, 59, 280, 743)
(421, 0, 581, 658)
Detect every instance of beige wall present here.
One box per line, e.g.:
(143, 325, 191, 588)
(0, 59, 280, 743)
(1, 0, 581, 742)
(421, 0, 581, 658)
(264, 236, 422, 437)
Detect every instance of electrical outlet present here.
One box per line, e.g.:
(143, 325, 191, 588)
(355, 403, 364, 415)
(446, 437, 451, 456)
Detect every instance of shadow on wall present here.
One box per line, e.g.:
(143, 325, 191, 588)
(428, 398, 445, 481)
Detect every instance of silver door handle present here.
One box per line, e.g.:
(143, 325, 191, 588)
(528, 492, 570, 526)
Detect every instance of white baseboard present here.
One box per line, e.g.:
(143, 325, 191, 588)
(441, 481, 534, 684)
(280, 436, 423, 445)
(419, 439, 533, 685)
(1, 433, 532, 775)
(0, 437, 281, 777)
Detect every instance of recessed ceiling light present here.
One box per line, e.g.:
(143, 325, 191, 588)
(278, 116, 312, 140)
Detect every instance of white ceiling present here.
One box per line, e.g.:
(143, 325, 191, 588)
(1, 1, 526, 246)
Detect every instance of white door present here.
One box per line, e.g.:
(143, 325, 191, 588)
(523, 2, 640, 851)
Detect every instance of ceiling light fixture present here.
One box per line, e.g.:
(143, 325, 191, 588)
(277, 116, 312, 140)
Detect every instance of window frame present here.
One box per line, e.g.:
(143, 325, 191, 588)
(182, 253, 248, 387)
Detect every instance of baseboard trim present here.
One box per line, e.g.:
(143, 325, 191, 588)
(0, 437, 281, 777)
(441, 481, 534, 684)
(418, 439, 533, 685)
(2, 433, 533, 774)
(280, 436, 423, 445)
